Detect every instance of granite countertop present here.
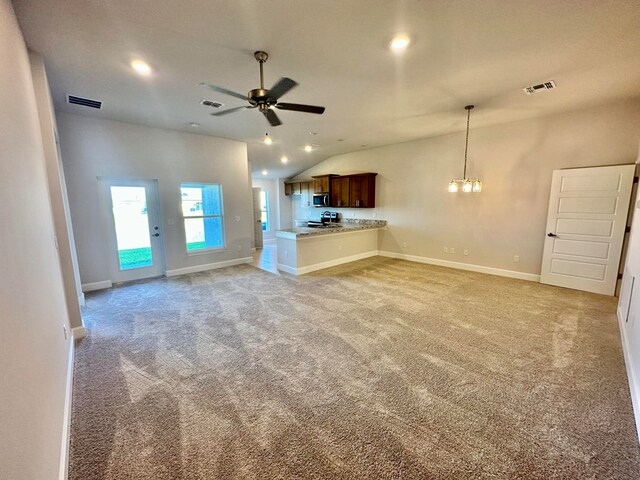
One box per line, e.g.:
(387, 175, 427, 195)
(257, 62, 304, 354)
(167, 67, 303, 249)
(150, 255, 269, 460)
(276, 219, 387, 239)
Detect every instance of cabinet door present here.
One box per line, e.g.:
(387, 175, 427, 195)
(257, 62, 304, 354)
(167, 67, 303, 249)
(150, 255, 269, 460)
(285, 183, 293, 196)
(292, 182, 302, 195)
(350, 174, 376, 208)
(301, 182, 311, 207)
(313, 177, 329, 193)
(331, 177, 350, 207)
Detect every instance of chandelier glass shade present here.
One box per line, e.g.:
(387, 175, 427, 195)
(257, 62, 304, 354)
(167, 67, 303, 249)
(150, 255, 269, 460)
(449, 105, 482, 193)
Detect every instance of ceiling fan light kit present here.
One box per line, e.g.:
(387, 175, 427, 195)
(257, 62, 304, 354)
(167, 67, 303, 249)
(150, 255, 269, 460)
(200, 51, 325, 127)
(448, 105, 482, 193)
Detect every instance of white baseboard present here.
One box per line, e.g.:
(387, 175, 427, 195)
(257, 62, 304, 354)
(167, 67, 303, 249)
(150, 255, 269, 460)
(81, 280, 112, 292)
(72, 326, 87, 340)
(59, 337, 75, 480)
(278, 250, 379, 275)
(378, 251, 541, 282)
(617, 309, 640, 442)
(165, 257, 253, 277)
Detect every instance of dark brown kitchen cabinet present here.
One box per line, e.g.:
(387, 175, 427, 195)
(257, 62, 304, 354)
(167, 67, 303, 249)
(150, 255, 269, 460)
(312, 175, 336, 193)
(284, 183, 293, 196)
(292, 182, 302, 195)
(331, 176, 350, 208)
(349, 173, 377, 208)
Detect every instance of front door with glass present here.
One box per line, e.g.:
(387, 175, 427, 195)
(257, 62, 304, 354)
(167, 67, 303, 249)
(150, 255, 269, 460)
(101, 178, 164, 283)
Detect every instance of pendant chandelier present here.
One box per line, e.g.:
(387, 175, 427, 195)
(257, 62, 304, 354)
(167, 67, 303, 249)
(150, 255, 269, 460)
(448, 105, 482, 193)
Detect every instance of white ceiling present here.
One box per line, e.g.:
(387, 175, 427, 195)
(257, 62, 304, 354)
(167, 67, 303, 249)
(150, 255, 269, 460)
(14, 0, 640, 179)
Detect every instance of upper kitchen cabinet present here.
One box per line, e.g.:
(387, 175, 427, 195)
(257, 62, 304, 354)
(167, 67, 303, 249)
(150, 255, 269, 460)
(349, 173, 377, 208)
(312, 174, 336, 194)
(300, 181, 312, 207)
(331, 176, 350, 208)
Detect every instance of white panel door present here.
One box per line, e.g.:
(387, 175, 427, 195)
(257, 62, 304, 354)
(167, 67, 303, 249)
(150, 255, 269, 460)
(100, 178, 165, 283)
(540, 165, 635, 295)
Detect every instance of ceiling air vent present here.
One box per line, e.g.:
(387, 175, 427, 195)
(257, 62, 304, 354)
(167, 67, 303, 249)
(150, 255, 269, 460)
(524, 80, 557, 95)
(200, 99, 223, 108)
(67, 95, 102, 109)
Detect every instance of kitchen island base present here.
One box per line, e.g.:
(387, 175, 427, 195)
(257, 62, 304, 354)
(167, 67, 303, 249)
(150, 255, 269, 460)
(276, 226, 382, 275)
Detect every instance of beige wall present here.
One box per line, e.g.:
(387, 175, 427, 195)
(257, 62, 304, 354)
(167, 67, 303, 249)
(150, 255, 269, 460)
(29, 52, 84, 329)
(0, 0, 72, 478)
(293, 100, 640, 275)
(57, 113, 254, 285)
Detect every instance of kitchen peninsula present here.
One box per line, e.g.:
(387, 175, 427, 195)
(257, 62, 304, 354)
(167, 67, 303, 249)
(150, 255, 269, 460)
(276, 219, 387, 275)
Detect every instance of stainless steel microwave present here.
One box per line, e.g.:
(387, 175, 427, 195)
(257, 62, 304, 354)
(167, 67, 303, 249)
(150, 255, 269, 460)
(313, 194, 329, 207)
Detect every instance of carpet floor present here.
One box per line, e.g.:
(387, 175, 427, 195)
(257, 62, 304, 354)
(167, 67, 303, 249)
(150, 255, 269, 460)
(70, 257, 640, 479)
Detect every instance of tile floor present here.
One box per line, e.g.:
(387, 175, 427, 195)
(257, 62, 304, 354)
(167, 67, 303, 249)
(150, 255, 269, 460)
(251, 242, 279, 274)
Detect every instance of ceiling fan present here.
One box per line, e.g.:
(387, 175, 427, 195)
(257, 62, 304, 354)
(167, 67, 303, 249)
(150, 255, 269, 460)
(199, 51, 325, 127)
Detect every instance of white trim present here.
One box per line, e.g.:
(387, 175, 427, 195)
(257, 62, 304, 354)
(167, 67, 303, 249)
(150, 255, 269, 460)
(77, 293, 85, 307)
(81, 280, 112, 292)
(165, 257, 253, 277)
(617, 309, 640, 442)
(277, 250, 378, 275)
(59, 337, 75, 480)
(378, 251, 541, 282)
(72, 326, 87, 340)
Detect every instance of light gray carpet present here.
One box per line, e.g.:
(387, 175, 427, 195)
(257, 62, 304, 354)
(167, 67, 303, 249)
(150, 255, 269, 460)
(70, 257, 640, 479)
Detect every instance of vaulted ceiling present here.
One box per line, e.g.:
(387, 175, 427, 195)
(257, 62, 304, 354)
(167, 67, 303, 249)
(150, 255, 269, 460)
(14, 0, 640, 178)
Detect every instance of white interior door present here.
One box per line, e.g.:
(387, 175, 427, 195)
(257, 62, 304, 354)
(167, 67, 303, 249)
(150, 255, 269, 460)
(100, 178, 165, 283)
(540, 165, 635, 295)
(252, 187, 263, 249)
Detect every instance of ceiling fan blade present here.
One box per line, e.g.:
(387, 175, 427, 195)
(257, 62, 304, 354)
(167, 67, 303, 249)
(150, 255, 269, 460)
(275, 103, 325, 115)
(210, 106, 247, 117)
(199, 82, 248, 101)
(267, 77, 298, 100)
(261, 108, 282, 127)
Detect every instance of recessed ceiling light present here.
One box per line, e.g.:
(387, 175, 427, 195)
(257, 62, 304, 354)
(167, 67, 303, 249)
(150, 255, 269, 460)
(304, 145, 313, 152)
(188, 122, 200, 128)
(264, 133, 273, 145)
(390, 34, 411, 51)
(281, 156, 288, 164)
(131, 59, 152, 76)
(337, 139, 344, 142)
(261, 169, 268, 176)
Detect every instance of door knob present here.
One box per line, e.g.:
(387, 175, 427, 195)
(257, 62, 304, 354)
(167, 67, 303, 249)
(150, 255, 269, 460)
(152, 233, 160, 237)
(547, 233, 557, 237)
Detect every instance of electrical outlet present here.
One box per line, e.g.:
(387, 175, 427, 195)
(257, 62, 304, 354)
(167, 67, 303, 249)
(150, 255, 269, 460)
(235, 216, 241, 222)
(444, 247, 448, 253)
(463, 249, 469, 256)
(513, 255, 520, 263)
(351, 211, 356, 217)
(450, 248, 455, 254)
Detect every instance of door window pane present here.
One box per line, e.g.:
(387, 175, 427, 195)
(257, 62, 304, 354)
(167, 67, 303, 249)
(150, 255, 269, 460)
(181, 183, 225, 252)
(260, 190, 269, 231)
(110, 186, 153, 269)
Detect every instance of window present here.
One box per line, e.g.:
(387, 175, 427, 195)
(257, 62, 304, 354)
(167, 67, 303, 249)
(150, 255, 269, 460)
(260, 190, 269, 231)
(181, 183, 225, 252)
